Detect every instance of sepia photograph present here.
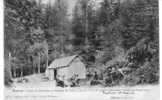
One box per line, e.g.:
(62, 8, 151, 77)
(4, 0, 159, 100)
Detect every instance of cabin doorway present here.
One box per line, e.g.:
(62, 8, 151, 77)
(54, 69, 57, 80)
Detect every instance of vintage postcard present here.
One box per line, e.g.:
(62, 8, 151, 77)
(4, 0, 159, 100)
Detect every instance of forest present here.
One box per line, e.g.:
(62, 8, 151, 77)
(4, 0, 159, 86)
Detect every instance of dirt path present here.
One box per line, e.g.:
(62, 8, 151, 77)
(5, 74, 159, 100)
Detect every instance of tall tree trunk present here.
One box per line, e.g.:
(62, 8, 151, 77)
(46, 47, 48, 68)
(6, 52, 13, 79)
(85, 3, 88, 45)
(20, 67, 23, 77)
(38, 53, 41, 74)
(8, 52, 13, 77)
(61, 35, 64, 54)
(32, 56, 35, 74)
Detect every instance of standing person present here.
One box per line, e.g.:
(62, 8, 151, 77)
(94, 71, 98, 80)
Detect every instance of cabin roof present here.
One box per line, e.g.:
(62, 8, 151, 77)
(48, 55, 78, 69)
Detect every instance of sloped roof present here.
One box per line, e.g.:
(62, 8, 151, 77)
(48, 55, 78, 69)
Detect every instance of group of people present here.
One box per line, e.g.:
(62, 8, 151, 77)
(55, 74, 79, 87)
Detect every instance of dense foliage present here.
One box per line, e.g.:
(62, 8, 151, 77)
(4, 0, 159, 86)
